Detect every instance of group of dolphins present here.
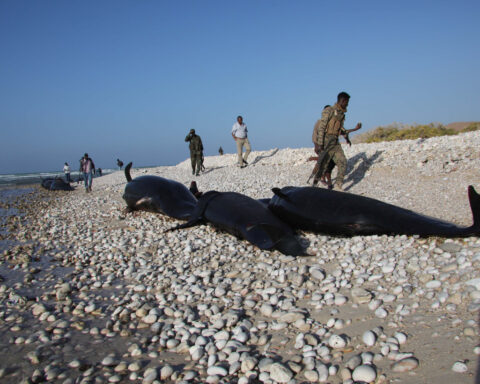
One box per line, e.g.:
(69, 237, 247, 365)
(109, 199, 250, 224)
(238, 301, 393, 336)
(122, 162, 480, 256)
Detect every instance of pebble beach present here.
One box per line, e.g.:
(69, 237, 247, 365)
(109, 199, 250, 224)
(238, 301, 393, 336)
(1, 131, 480, 384)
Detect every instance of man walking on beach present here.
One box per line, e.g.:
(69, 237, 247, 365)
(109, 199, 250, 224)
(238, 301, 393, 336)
(185, 129, 204, 176)
(232, 115, 251, 168)
(312, 92, 362, 191)
(80, 153, 95, 192)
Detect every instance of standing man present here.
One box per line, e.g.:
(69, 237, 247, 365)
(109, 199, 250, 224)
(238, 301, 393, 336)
(312, 92, 362, 191)
(63, 162, 71, 183)
(185, 129, 204, 176)
(231, 115, 251, 168)
(117, 159, 124, 170)
(80, 153, 96, 193)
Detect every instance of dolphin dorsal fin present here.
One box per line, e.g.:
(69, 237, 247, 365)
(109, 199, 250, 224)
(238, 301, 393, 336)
(272, 188, 291, 202)
(125, 162, 133, 182)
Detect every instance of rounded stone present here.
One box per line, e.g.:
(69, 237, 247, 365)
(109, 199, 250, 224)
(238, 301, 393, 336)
(269, 362, 293, 383)
(352, 364, 377, 383)
(452, 361, 468, 373)
(328, 334, 346, 349)
(392, 357, 419, 372)
(362, 330, 377, 347)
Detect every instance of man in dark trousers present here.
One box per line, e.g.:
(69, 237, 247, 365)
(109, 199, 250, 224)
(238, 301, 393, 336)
(185, 129, 204, 176)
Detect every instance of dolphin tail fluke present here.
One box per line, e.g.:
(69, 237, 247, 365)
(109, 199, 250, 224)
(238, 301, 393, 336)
(125, 162, 133, 182)
(272, 188, 291, 202)
(468, 185, 480, 231)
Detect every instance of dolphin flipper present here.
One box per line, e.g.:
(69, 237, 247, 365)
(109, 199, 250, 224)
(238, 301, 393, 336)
(165, 191, 221, 233)
(245, 223, 306, 256)
(272, 188, 291, 202)
(468, 185, 480, 232)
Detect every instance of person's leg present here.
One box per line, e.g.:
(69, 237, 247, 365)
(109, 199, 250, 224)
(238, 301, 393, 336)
(314, 150, 332, 186)
(194, 155, 201, 175)
(325, 159, 335, 188)
(332, 146, 347, 190)
(190, 155, 195, 174)
(243, 138, 251, 164)
(87, 172, 93, 191)
(83, 173, 88, 191)
(236, 139, 244, 166)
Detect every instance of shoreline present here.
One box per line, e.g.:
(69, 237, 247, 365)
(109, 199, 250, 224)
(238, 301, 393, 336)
(1, 132, 480, 383)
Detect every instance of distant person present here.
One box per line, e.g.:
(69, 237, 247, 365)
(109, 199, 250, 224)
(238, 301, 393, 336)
(218, 146, 224, 156)
(312, 92, 362, 191)
(77, 158, 83, 184)
(185, 129, 204, 176)
(97, 168, 102, 176)
(80, 153, 96, 193)
(231, 115, 251, 168)
(117, 159, 124, 170)
(63, 162, 71, 183)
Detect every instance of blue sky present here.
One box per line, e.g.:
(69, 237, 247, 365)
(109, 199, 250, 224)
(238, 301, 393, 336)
(1, 0, 479, 173)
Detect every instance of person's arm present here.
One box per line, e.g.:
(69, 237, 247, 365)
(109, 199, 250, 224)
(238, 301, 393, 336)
(315, 107, 332, 150)
(345, 122, 362, 134)
(185, 134, 192, 142)
(342, 123, 362, 146)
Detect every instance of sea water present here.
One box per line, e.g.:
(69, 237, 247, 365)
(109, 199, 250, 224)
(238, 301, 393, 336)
(0, 169, 115, 188)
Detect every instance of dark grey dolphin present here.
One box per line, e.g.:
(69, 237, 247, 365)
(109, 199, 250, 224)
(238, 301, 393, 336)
(167, 191, 307, 256)
(268, 186, 480, 237)
(41, 178, 73, 191)
(122, 162, 197, 220)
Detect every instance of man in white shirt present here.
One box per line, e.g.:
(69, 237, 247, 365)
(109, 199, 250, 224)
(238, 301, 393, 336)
(231, 115, 251, 168)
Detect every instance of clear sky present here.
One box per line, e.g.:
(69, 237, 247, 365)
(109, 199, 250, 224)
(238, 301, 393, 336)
(1, 0, 479, 174)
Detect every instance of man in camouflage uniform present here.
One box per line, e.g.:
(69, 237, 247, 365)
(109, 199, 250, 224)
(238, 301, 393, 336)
(312, 92, 362, 191)
(185, 129, 204, 176)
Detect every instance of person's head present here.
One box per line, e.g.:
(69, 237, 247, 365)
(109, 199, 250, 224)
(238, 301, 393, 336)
(337, 92, 350, 109)
(65, 162, 68, 165)
(84, 153, 88, 159)
(237, 115, 243, 124)
(190, 129, 195, 134)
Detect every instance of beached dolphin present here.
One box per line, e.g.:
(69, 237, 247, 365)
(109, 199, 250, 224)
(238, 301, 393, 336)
(122, 162, 197, 220)
(41, 178, 73, 191)
(268, 186, 480, 237)
(167, 191, 307, 256)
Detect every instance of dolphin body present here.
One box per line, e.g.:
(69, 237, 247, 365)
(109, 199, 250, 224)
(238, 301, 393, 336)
(167, 191, 307, 256)
(41, 178, 73, 191)
(268, 186, 480, 238)
(122, 162, 197, 220)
